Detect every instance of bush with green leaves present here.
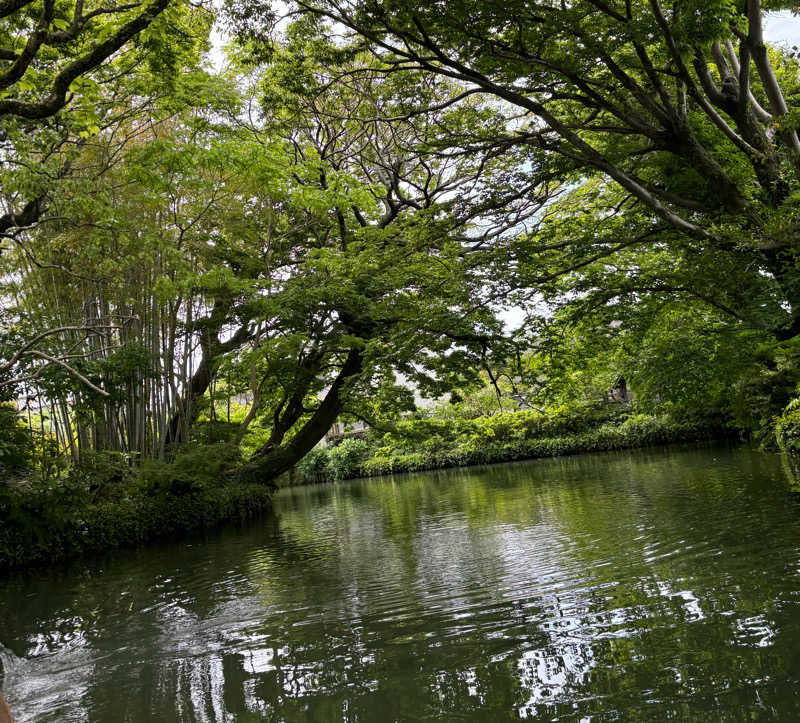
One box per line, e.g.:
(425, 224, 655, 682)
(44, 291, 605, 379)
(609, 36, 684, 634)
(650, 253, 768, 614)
(296, 446, 332, 483)
(66, 451, 134, 501)
(357, 410, 729, 478)
(138, 443, 243, 496)
(0, 441, 270, 570)
(0, 403, 34, 474)
(0, 476, 274, 570)
(327, 438, 370, 481)
(775, 398, 800, 454)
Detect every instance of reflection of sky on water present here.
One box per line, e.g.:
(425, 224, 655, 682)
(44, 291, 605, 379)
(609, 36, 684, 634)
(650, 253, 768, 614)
(2, 631, 92, 722)
(3, 446, 800, 720)
(5, 511, 612, 718)
(653, 581, 705, 623)
(0, 532, 785, 720)
(166, 654, 231, 723)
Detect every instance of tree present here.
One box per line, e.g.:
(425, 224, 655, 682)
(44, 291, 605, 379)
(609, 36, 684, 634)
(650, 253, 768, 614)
(0, 0, 214, 402)
(248, 0, 800, 345)
(0, 71, 256, 457)
(228, 29, 536, 481)
(0, 0, 204, 229)
(2, 29, 536, 480)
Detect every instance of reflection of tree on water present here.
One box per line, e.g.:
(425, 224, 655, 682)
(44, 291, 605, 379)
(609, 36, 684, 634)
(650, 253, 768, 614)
(3, 446, 800, 720)
(240, 478, 618, 719)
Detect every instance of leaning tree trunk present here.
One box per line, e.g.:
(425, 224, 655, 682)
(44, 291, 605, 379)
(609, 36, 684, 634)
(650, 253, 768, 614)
(235, 347, 364, 485)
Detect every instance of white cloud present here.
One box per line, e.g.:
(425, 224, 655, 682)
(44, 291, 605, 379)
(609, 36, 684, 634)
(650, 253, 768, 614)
(765, 10, 800, 48)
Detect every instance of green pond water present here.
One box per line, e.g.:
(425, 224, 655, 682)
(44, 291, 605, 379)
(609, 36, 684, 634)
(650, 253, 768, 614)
(3, 444, 800, 721)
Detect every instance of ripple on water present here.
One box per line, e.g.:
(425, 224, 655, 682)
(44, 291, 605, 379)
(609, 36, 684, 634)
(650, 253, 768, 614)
(3, 446, 800, 721)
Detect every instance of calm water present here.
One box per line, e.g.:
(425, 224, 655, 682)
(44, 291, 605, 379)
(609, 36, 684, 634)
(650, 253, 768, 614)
(3, 445, 800, 721)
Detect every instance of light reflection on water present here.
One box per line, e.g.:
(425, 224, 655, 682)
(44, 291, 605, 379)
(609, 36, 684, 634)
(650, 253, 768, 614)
(2, 444, 800, 720)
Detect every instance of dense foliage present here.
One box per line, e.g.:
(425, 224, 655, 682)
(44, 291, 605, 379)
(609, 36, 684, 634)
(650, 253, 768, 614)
(2, 0, 800, 566)
(0, 445, 272, 568)
(296, 405, 730, 483)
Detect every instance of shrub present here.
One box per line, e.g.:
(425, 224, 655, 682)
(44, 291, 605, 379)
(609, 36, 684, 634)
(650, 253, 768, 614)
(137, 443, 242, 496)
(0, 403, 34, 474)
(66, 451, 134, 501)
(354, 411, 728, 479)
(328, 438, 370, 480)
(0, 466, 273, 570)
(296, 446, 331, 483)
(775, 398, 800, 453)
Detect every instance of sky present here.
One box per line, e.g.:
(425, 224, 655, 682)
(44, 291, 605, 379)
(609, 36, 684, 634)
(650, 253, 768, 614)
(765, 9, 800, 48)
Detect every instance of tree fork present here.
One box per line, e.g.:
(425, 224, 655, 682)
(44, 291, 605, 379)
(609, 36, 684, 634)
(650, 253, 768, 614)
(235, 347, 364, 485)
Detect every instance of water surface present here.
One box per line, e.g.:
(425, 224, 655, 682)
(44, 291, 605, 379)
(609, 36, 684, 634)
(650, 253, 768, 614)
(3, 445, 800, 720)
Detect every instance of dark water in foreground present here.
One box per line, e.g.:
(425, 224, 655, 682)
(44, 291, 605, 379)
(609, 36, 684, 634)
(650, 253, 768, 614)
(2, 445, 800, 721)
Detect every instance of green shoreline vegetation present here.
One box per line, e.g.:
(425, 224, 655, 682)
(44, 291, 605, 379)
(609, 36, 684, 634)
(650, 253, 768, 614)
(298, 409, 734, 484)
(1, 402, 732, 570)
(4, 1, 800, 571)
(0, 439, 273, 570)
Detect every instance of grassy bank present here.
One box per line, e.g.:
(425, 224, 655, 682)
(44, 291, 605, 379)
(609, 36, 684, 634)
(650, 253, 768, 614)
(298, 408, 734, 483)
(0, 445, 273, 571)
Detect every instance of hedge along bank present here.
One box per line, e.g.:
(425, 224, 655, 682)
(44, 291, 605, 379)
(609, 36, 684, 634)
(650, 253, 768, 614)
(295, 409, 733, 483)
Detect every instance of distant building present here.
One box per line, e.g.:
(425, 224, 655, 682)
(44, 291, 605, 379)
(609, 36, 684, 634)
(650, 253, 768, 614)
(322, 419, 368, 446)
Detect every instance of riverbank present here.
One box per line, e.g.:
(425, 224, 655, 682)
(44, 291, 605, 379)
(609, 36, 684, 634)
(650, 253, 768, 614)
(0, 480, 273, 572)
(297, 410, 736, 483)
(1, 410, 734, 571)
(0, 446, 274, 571)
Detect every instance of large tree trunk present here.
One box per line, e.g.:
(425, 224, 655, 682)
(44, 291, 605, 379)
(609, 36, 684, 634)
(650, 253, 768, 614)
(166, 347, 214, 444)
(235, 347, 364, 485)
(165, 310, 251, 447)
